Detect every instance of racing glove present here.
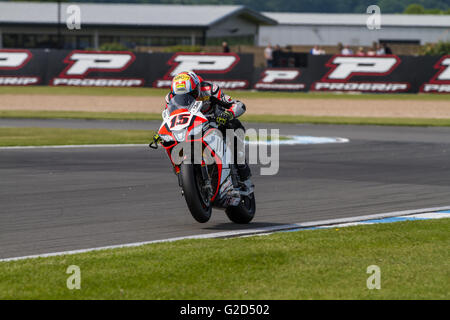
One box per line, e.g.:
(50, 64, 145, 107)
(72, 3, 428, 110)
(216, 110, 234, 126)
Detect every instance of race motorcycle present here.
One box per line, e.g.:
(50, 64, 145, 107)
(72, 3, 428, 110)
(149, 94, 255, 224)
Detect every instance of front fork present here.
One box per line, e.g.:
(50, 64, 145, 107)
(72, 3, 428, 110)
(200, 164, 214, 200)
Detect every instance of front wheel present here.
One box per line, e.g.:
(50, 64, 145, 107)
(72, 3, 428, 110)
(180, 163, 212, 223)
(225, 193, 256, 224)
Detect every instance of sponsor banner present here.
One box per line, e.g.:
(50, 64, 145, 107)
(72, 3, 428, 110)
(6, 50, 253, 89)
(310, 55, 411, 93)
(420, 55, 450, 93)
(0, 49, 42, 86)
(45, 50, 146, 87)
(253, 68, 306, 91)
(0, 49, 448, 93)
(151, 52, 253, 90)
(255, 54, 449, 93)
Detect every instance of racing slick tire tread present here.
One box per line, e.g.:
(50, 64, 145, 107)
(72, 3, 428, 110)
(225, 193, 256, 224)
(180, 163, 212, 223)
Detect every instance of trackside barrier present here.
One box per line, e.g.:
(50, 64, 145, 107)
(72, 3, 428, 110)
(0, 49, 448, 93)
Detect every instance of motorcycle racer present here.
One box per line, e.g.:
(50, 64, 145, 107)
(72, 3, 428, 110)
(154, 71, 251, 182)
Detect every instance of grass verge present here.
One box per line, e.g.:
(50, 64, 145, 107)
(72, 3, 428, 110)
(0, 219, 448, 299)
(1, 110, 450, 127)
(0, 127, 155, 146)
(0, 86, 449, 100)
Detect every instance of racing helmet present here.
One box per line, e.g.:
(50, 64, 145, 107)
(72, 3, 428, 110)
(171, 71, 200, 99)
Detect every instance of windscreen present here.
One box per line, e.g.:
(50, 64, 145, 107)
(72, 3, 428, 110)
(167, 94, 196, 114)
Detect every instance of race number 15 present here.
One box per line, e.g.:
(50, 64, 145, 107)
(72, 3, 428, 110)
(170, 114, 190, 128)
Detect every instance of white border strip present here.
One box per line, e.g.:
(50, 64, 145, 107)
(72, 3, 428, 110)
(0, 135, 350, 150)
(246, 135, 349, 145)
(1, 205, 449, 263)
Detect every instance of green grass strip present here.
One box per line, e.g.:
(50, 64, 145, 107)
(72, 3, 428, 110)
(1, 110, 450, 127)
(0, 219, 448, 299)
(0, 127, 155, 146)
(0, 86, 449, 100)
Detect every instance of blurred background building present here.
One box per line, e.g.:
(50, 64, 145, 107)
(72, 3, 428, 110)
(0, 2, 276, 49)
(259, 12, 450, 46)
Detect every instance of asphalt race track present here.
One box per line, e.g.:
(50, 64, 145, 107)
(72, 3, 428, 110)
(1, 119, 450, 259)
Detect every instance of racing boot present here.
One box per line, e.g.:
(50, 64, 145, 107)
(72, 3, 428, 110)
(237, 160, 254, 191)
(237, 163, 251, 182)
(237, 162, 254, 195)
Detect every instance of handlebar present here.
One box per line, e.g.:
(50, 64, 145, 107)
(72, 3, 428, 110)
(149, 140, 159, 149)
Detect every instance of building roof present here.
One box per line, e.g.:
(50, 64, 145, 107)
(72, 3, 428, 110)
(0, 2, 277, 27)
(263, 12, 450, 28)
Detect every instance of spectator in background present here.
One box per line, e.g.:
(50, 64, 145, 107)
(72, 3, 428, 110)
(272, 45, 282, 67)
(366, 43, 377, 56)
(318, 46, 326, 55)
(310, 45, 321, 55)
(356, 47, 365, 56)
(376, 43, 385, 55)
(264, 44, 273, 67)
(222, 41, 230, 53)
(337, 42, 344, 53)
(341, 45, 353, 55)
(383, 42, 393, 54)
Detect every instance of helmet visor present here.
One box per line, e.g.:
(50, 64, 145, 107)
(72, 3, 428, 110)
(167, 94, 196, 114)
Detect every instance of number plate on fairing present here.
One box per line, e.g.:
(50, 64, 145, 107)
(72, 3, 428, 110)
(167, 112, 192, 131)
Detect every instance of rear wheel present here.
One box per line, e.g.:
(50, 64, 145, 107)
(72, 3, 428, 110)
(180, 163, 212, 223)
(225, 193, 256, 224)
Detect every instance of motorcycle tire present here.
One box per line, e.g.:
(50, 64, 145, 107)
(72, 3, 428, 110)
(180, 163, 212, 223)
(225, 193, 256, 224)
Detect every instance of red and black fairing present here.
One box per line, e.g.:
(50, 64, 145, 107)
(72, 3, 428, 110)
(158, 110, 223, 202)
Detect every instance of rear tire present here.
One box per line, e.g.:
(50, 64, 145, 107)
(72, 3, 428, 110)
(225, 193, 256, 224)
(180, 163, 212, 223)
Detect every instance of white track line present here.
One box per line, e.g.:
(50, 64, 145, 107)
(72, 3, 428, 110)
(1, 205, 449, 262)
(246, 136, 349, 145)
(0, 135, 350, 150)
